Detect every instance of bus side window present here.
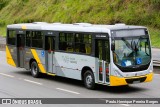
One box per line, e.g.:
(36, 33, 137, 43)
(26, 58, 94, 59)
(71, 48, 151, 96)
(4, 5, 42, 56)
(75, 33, 92, 54)
(79, 43, 86, 53)
(59, 33, 74, 52)
(32, 31, 43, 49)
(59, 32, 92, 54)
(60, 42, 67, 50)
(59, 33, 66, 50)
(26, 31, 31, 47)
(84, 34, 92, 54)
(85, 44, 91, 54)
(7, 30, 16, 45)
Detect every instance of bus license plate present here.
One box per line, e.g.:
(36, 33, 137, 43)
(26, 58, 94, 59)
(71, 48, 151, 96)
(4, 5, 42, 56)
(133, 80, 140, 84)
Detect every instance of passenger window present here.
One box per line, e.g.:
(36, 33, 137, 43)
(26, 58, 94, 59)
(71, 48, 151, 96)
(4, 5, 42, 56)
(75, 34, 86, 53)
(75, 34, 92, 54)
(26, 31, 31, 47)
(59, 33, 74, 52)
(32, 31, 44, 48)
(59, 32, 92, 54)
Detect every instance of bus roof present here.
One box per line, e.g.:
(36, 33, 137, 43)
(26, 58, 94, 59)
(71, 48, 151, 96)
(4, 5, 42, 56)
(7, 22, 147, 33)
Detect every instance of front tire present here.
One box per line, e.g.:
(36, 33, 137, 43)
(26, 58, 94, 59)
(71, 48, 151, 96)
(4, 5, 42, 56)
(31, 61, 40, 78)
(84, 70, 95, 89)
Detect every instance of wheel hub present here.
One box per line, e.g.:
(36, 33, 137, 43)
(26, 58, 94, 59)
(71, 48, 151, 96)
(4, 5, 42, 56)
(32, 65, 37, 75)
(86, 75, 92, 86)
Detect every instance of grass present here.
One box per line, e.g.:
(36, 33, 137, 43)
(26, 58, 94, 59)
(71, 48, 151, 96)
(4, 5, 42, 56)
(0, 0, 160, 47)
(0, 25, 6, 37)
(149, 27, 160, 48)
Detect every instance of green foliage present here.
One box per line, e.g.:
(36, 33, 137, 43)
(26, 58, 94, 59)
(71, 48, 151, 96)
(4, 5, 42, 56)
(151, 0, 160, 4)
(0, 0, 10, 10)
(149, 27, 160, 48)
(0, 0, 160, 47)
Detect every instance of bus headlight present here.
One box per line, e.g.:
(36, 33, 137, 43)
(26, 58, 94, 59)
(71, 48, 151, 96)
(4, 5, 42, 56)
(149, 70, 153, 73)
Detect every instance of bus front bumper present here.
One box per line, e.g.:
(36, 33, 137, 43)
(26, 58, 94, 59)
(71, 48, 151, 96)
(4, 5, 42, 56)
(109, 72, 153, 86)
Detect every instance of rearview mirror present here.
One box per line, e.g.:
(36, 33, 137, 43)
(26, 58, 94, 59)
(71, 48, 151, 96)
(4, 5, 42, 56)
(111, 43, 115, 51)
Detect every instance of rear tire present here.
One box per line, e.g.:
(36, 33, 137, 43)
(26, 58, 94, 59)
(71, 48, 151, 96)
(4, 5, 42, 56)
(31, 61, 40, 78)
(83, 70, 95, 89)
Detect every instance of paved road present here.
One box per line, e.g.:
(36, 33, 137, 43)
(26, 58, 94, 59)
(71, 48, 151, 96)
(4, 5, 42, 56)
(0, 36, 5, 44)
(0, 51, 160, 107)
(152, 48, 160, 60)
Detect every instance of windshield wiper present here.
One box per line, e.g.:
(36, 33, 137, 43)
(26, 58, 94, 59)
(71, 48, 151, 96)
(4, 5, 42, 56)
(121, 38, 132, 50)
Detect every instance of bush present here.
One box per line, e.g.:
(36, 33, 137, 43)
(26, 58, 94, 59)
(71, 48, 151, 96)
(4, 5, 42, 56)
(0, 0, 10, 10)
(151, 0, 160, 10)
(0, 20, 5, 26)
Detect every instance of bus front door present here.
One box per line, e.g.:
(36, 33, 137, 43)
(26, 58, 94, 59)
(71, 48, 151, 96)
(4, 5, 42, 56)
(95, 39, 110, 84)
(45, 36, 56, 74)
(17, 34, 25, 67)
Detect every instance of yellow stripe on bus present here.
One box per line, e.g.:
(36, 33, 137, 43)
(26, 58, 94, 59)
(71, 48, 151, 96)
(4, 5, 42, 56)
(31, 49, 46, 74)
(6, 46, 16, 67)
(22, 25, 27, 30)
(47, 72, 56, 76)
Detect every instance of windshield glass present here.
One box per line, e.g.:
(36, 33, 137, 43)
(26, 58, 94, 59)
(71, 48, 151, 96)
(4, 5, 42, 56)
(113, 36, 151, 67)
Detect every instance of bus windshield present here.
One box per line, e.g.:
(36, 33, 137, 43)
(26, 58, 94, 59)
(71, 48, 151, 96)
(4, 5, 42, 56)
(113, 36, 151, 68)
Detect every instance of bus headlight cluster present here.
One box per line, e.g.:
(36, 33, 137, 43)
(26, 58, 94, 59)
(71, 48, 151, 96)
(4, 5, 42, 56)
(149, 69, 153, 73)
(149, 67, 153, 73)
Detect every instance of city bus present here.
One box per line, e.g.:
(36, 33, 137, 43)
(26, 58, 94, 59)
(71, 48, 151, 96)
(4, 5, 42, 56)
(6, 22, 153, 89)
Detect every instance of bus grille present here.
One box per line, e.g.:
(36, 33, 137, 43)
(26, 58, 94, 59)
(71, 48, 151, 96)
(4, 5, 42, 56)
(125, 77, 147, 84)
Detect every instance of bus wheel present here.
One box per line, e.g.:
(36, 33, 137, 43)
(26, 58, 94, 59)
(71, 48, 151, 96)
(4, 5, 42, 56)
(84, 70, 95, 89)
(31, 61, 40, 78)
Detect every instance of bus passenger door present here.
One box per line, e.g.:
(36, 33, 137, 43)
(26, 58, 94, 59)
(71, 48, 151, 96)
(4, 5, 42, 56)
(45, 36, 56, 74)
(17, 34, 25, 67)
(95, 39, 110, 84)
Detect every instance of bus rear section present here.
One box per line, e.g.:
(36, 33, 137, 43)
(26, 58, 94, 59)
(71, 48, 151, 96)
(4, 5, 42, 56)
(6, 30, 26, 68)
